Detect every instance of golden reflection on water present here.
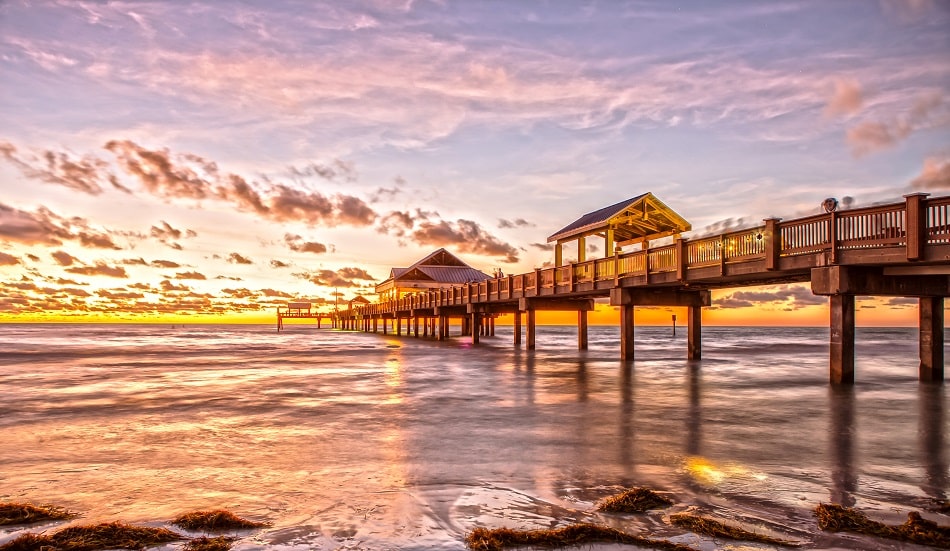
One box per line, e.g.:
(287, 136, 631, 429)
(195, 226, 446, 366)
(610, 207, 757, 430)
(684, 456, 769, 488)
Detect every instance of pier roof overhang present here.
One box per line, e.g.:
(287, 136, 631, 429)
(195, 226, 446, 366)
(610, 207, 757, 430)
(376, 248, 491, 294)
(547, 192, 691, 247)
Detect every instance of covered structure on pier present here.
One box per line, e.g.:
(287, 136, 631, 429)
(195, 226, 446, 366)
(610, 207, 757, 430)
(547, 192, 691, 266)
(375, 248, 491, 301)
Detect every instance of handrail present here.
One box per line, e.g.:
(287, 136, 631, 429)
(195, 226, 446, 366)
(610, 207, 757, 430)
(334, 195, 948, 320)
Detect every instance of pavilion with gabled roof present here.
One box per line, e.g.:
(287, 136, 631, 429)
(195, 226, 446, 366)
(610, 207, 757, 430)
(546, 192, 691, 266)
(375, 248, 491, 301)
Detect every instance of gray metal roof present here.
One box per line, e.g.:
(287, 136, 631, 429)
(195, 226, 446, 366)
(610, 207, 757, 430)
(415, 266, 491, 284)
(548, 194, 647, 242)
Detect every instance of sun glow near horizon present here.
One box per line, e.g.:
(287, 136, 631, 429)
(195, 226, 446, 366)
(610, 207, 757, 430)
(1, 1, 947, 326)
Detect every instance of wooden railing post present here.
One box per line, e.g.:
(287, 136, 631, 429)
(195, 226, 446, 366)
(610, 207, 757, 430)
(764, 218, 780, 270)
(905, 192, 929, 261)
(829, 211, 839, 264)
(534, 268, 541, 296)
(675, 237, 687, 281)
(718, 235, 725, 276)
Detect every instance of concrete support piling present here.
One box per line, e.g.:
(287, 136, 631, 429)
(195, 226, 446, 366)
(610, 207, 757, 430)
(526, 309, 536, 350)
(919, 296, 945, 382)
(688, 305, 702, 360)
(513, 311, 522, 346)
(578, 310, 588, 350)
(830, 294, 856, 385)
(620, 304, 634, 360)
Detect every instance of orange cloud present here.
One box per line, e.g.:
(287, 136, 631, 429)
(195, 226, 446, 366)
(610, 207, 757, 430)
(226, 252, 253, 265)
(0, 252, 20, 266)
(910, 157, 950, 191)
(825, 78, 862, 117)
(847, 91, 944, 157)
(284, 233, 328, 254)
(65, 261, 128, 278)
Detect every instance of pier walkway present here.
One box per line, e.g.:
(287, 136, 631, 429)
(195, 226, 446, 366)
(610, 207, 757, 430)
(329, 193, 949, 384)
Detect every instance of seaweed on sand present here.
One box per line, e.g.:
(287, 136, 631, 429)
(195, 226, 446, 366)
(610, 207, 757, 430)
(597, 488, 673, 513)
(183, 536, 237, 551)
(0, 522, 183, 551)
(0, 503, 74, 526)
(171, 510, 268, 532)
(465, 523, 698, 551)
(815, 503, 949, 548)
(669, 512, 798, 546)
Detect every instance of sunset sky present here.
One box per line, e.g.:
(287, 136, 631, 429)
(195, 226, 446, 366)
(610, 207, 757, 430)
(1, 0, 948, 325)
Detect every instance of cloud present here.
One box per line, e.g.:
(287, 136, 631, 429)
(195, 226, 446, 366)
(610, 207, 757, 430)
(879, 0, 939, 22)
(910, 157, 950, 190)
(51, 250, 78, 266)
(270, 259, 291, 268)
(377, 210, 417, 237)
(0, 203, 128, 249)
(498, 217, 535, 229)
(530, 242, 554, 251)
(0, 204, 71, 246)
(293, 267, 377, 288)
(260, 288, 295, 298)
(716, 285, 825, 309)
(289, 159, 357, 183)
(151, 259, 182, 268)
(96, 289, 145, 300)
(376, 209, 517, 261)
(226, 252, 254, 265)
(337, 267, 375, 280)
(121, 257, 148, 266)
(105, 141, 378, 227)
(847, 91, 944, 157)
(825, 78, 863, 117)
(222, 287, 256, 299)
(160, 279, 192, 292)
(175, 271, 207, 280)
(0, 141, 123, 195)
(65, 262, 128, 278)
(106, 140, 214, 199)
(284, 233, 328, 254)
(0, 252, 20, 266)
(150, 220, 197, 249)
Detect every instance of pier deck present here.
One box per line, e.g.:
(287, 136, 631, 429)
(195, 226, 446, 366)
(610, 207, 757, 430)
(329, 193, 949, 383)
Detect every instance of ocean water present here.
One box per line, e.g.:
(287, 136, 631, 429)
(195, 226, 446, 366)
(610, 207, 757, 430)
(0, 323, 945, 550)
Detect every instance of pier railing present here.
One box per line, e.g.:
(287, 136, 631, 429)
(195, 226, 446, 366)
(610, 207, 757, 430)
(345, 194, 945, 318)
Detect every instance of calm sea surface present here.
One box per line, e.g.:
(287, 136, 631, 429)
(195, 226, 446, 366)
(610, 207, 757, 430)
(0, 324, 946, 550)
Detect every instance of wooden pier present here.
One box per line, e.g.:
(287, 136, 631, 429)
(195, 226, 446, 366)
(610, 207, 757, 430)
(327, 193, 949, 384)
(276, 302, 333, 331)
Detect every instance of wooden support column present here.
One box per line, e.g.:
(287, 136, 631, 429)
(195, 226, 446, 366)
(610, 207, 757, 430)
(919, 297, 945, 382)
(555, 241, 563, 267)
(372, 318, 378, 333)
(396, 316, 402, 336)
(605, 227, 614, 257)
(513, 311, 522, 345)
(413, 315, 419, 338)
(526, 309, 536, 350)
(438, 316, 447, 340)
(905, 193, 928, 262)
(490, 317, 495, 336)
(578, 310, 588, 350)
(830, 294, 855, 384)
(764, 218, 781, 270)
(472, 313, 480, 344)
(382, 318, 388, 335)
(688, 305, 702, 360)
(620, 304, 635, 360)
(578, 236, 586, 263)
